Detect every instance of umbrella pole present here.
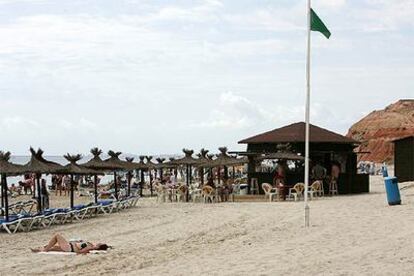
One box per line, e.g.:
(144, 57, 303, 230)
(2, 174, 9, 221)
(32, 175, 36, 199)
(1, 175, 4, 216)
(186, 164, 189, 202)
(232, 166, 236, 179)
(127, 171, 131, 197)
(94, 174, 98, 204)
(70, 174, 74, 209)
(217, 167, 221, 185)
(36, 174, 42, 212)
(114, 171, 118, 200)
(150, 170, 153, 197)
(140, 169, 144, 197)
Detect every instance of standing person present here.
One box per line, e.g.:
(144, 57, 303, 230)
(328, 162, 341, 195)
(55, 175, 63, 196)
(273, 162, 287, 200)
(40, 179, 49, 209)
(62, 175, 70, 196)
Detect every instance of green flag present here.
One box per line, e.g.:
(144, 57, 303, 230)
(310, 9, 331, 39)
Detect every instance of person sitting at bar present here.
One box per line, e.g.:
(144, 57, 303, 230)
(311, 161, 326, 182)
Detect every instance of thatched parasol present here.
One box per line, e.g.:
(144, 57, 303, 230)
(170, 149, 201, 166)
(137, 156, 148, 197)
(155, 157, 166, 180)
(145, 156, 157, 169)
(61, 154, 101, 208)
(80, 147, 115, 203)
(22, 147, 63, 174)
(103, 150, 132, 200)
(170, 149, 202, 201)
(22, 147, 64, 212)
(0, 151, 25, 221)
(81, 147, 115, 171)
(196, 148, 211, 184)
(125, 157, 135, 196)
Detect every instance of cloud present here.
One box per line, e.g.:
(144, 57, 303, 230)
(185, 91, 300, 129)
(1, 116, 40, 129)
(315, 0, 347, 9)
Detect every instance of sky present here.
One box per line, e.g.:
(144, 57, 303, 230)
(0, 0, 413, 155)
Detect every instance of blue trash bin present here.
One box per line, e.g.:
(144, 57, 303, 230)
(384, 177, 401, 205)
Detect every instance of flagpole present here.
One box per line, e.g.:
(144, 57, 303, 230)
(304, 0, 311, 227)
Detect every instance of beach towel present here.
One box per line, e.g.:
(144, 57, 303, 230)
(37, 250, 107, 255)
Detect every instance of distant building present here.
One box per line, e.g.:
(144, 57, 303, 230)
(393, 136, 414, 182)
(238, 122, 369, 194)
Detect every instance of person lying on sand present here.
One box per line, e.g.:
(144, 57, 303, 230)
(31, 233, 110, 254)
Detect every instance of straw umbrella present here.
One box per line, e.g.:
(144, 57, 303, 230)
(21, 148, 63, 212)
(155, 157, 166, 180)
(137, 156, 148, 197)
(170, 149, 202, 201)
(60, 154, 101, 208)
(125, 157, 136, 197)
(196, 148, 211, 185)
(202, 147, 248, 184)
(103, 150, 130, 200)
(80, 148, 112, 204)
(0, 151, 25, 221)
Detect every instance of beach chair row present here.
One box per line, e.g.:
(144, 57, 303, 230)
(0, 199, 37, 216)
(0, 196, 139, 234)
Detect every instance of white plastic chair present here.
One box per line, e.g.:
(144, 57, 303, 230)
(261, 183, 279, 202)
(287, 183, 305, 201)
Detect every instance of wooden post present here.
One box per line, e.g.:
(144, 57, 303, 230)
(94, 174, 98, 204)
(140, 169, 144, 197)
(70, 174, 74, 209)
(0, 175, 4, 216)
(32, 174, 37, 199)
(127, 171, 131, 197)
(2, 174, 9, 221)
(114, 171, 118, 200)
(36, 174, 42, 212)
(185, 164, 189, 202)
(150, 170, 153, 197)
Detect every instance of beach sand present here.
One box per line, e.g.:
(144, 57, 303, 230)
(1, 176, 414, 276)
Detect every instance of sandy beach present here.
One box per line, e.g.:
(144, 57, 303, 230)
(1, 176, 414, 276)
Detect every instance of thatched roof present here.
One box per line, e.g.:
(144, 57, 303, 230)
(170, 149, 201, 165)
(155, 157, 176, 169)
(202, 147, 247, 167)
(80, 147, 112, 170)
(145, 156, 157, 169)
(60, 154, 102, 175)
(0, 151, 25, 175)
(239, 122, 358, 144)
(196, 148, 215, 167)
(22, 147, 63, 174)
(103, 150, 133, 170)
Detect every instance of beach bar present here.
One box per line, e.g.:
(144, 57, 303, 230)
(393, 136, 414, 182)
(238, 122, 369, 194)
